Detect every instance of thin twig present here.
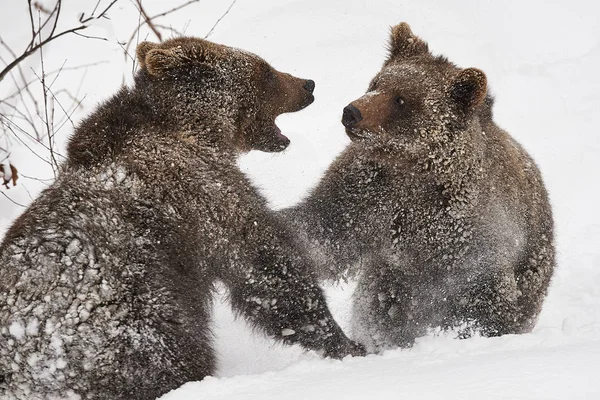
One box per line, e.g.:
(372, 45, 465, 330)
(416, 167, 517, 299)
(37, 12, 58, 176)
(53, 94, 87, 134)
(1, 26, 89, 82)
(47, 0, 62, 41)
(1, 60, 109, 102)
(2, 119, 59, 163)
(20, 182, 36, 201)
(47, 59, 67, 90)
(0, 37, 17, 59)
(0, 0, 120, 82)
(33, 1, 53, 15)
(117, 41, 136, 65)
(154, 24, 185, 37)
(90, 0, 103, 16)
(123, 0, 200, 57)
(16, 64, 43, 139)
(135, 0, 162, 41)
(0, 191, 27, 207)
(0, 102, 38, 136)
(25, 1, 59, 52)
(92, 0, 120, 20)
(27, 0, 36, 40)
(146, 0, 200, 22)
(3, 66, 42, 140)
(20, 173, 54, 182)
(132, 5, 143, 73)
(72, 31, 110, 41)
(45, 85, 72, 131)
(181, 20, 192, 36)
(205, 0, 238, 39)
(1, 116, 60, 156)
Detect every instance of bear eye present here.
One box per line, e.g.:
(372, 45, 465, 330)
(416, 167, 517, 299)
(367, 78, 380, 92)
(395, 96, 406, 106)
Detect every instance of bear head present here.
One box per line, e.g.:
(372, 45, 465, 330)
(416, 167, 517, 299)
(136, 37, 315, 153)
(341, 23, 490, 161)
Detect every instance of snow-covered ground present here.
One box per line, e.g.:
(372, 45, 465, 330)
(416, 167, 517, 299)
(1, 0, 600, 398)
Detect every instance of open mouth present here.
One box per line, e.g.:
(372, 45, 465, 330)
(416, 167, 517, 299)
(272, 123, 290, 150)
(248, 90, 314, 153)
(345, 127, 371, 142)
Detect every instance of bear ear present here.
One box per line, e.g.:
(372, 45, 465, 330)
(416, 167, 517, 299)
(144, 47, 190, 76)
(386, 22, 429, 63)
(450, 68, 488, 109)
(136, 41, 157, 70)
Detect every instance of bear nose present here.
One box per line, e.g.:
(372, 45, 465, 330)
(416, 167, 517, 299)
(304, 79, 315, 94)
(342, 105, 362, 128)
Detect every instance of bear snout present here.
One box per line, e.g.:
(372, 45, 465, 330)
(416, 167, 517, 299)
(298, 79, 315, 109)
(304, 79, 316, 94)
(301, 91, 315, 108)
(342, 105, 363, 128)
(277, 74, 315, 112)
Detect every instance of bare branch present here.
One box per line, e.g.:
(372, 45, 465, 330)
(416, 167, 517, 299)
(37, 17, 59, 175)
(47, 0, 62, 41)
(1, 26, 86, 82)
(72, 31, 110, 41)
(2, 63, 43, 140)
(1, 0, 216, 190)
(0, 0, 120, 82)
(0, 101, 40, 140)
(96, 0, 120, 20)
(26, 1, 60, 52)
(117, 41, 136, 65)
(27, 0, 36, 40)
(1, 119, 57, 164)
(205, 0, 238, 39)
(154, 24, 185, 38)
(53, 93, 87, 134)
(135, 0, 162, 41)
(47, 59, 67, 90)
(1, 60, 109, 102)
(90, 0, 103, 16)
(0, 36, 18, 59)
(123, 0, 200, 59)
(0, 191, 27, 207)
(181, 20, 192, 36)
(33, 1, 53, 15)
(20, 173, 54, 183)
(146, 0, 200, 22)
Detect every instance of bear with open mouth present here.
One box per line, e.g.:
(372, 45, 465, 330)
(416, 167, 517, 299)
(0, 37, 364, 400)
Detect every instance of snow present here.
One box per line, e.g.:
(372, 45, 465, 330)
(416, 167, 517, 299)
(165, 340, 600, 400)
(8, 321, 24, 340)
(25, 318, 39, 337)
(1, 0, 600, 399)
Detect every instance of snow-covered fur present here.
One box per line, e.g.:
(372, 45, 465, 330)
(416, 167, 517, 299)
(0, 37, 363, 400)
(281, 23, 555, 351)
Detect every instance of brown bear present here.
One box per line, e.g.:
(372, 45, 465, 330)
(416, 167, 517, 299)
(281, 23, 555, 352)
(0, 37, 363, 400)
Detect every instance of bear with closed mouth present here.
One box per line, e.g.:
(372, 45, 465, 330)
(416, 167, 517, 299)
(281, 23, 555, 351)
(0, 37, 364, 400)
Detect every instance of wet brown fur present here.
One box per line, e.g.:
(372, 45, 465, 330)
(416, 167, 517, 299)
(282, 23, 555, 351)
(0, 37, 362, 400)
